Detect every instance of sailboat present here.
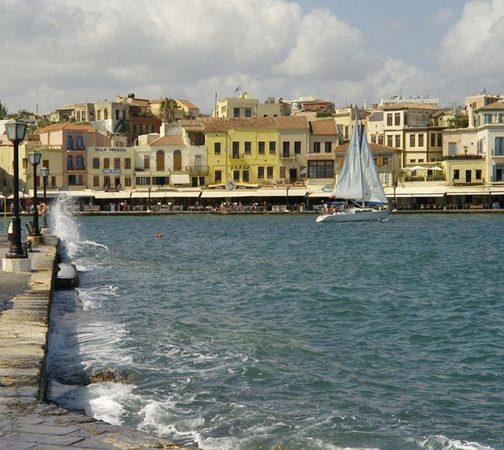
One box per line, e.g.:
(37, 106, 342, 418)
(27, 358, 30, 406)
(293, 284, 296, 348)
(316, 110, 389, 223)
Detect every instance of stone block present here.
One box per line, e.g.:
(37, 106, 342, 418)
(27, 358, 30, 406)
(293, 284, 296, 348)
(2, 257, 31, 273)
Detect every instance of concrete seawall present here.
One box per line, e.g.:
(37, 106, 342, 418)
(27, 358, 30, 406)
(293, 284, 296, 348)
(0, 235, 193, 449)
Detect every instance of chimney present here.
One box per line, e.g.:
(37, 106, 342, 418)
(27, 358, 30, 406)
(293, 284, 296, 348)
(467, 104, 475, 128)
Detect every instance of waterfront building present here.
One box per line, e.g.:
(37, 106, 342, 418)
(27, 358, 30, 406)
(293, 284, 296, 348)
(306, 119, 338, 187)
(36, 123, 111, 191)
(87, 146, 135, 192)
(382, 100, 443, 166)
(204, 116, 308, 186)
(214, 93, 285, 118)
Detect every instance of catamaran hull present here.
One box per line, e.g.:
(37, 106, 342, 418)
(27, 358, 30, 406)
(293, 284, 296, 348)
(316, 209, 389, 223)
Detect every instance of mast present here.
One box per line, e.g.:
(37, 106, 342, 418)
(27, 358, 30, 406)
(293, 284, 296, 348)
(358, 109, 366, 207)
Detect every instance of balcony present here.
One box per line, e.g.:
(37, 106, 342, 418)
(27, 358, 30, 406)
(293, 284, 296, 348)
(281, 153, 298, 160)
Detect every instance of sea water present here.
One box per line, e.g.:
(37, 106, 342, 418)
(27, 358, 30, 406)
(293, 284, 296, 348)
(46, 198, 504, 450)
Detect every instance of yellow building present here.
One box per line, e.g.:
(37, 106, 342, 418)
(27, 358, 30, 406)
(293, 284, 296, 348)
(204, 117, 308, 186)
(87, 146, 135, 191)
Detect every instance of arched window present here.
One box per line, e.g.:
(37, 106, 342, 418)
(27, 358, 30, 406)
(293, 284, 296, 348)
(156, 150, 165, 171)
(173, 150, 182, 171)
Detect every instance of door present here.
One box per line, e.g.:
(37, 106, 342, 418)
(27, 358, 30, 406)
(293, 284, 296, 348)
(156, 150, 165, 171)
(173, 150, 182, 171)
(289, 168, 297, 182)
(465, 170, 471, 183)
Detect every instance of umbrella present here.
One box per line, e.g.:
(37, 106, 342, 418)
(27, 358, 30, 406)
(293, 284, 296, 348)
(405, 165, 425, 171)
(430, 166, 444, 171)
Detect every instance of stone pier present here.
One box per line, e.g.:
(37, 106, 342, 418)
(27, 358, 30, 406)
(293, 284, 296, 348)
(0, 235, 193, 449)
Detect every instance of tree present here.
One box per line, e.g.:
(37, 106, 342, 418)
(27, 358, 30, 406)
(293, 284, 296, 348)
(0, 99, 7, 119)
(160, 97, 180, 123)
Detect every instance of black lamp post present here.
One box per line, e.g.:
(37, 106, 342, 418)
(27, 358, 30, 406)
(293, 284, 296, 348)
(5, 119, 28, 258)
(28, 151, 42, 237)
(41, 166, 49, 228)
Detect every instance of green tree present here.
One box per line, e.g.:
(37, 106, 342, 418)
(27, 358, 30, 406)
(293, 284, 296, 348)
(160, 97, 179, 123)
(0, 99, 7, 119)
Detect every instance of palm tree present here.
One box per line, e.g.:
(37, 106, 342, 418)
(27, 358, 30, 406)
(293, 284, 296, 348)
(160, 97, 179, 123)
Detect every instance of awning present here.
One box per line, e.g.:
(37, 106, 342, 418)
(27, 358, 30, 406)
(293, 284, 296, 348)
(308, 191, 332, 198)
(201, 190, 255, 199)
(171, 174, 190, 184)
(94, 191, 133, 199)
(253, 188, 307, 197)
(131, 191, 200, 198)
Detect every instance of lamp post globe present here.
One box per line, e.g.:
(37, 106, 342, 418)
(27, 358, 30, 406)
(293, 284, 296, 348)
(28, 151, 42, 237)
(41, 166, 49, 228)
(4, 120, 28, 258)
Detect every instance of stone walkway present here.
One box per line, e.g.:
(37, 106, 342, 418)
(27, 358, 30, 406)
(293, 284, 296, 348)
(0, 234, 193, 449)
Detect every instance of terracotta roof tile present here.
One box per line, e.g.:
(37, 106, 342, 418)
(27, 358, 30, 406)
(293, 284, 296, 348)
(477, 99, 504, 111)
(309, 119, 337, 135)
(36, 123, 96, 134)
(150, 135, 185, 146)
(204, 116, 308, 132)
(177, 99, 199, 109)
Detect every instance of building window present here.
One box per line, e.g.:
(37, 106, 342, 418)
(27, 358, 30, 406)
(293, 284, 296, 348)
(125, 176, 131, 187)
(114, 158, 121, 169)
(324, 142, 332, 153)
(67, 155, 73, 170)
(314, 142, 321, 153)
(215, 170, 222, 183)
(269, 141, 276, 154)
(104, 176, 110, 188)
(214, 142, 221, 155)
(382, 157, 389, 166)
(418, 134, 424, 147)
(430, 133, 436, 147)
(93, 176, 99, 187)
(232, 141, 240, 158)
(156, 150, 165, 171)
(395, 135, 400, 147)
(308, 160, 334, 178)
(67, 135, 74, 150)
(104, 158, 110, 169)
(245, 108, 252, 117)
(484, 114, 492, 124)
(68, 175, 83, 185)
(448, 142, 457, 156)
(22, 158, 28, 169)
(144, 155, 150, 169)
(267, 166, 273, 178)
(116, 109, 119, 120)
(387, 135, 393, 147)
(294, 141, 301, 154)
(97, 110, 101, 120)
(50, 176, 56, 187)
(136, 176, 151, 185)
(125, 158, 131, 169)
(233, 170, 240, 181)
(453, 169, 460, 180)
(93, 158, 100, 169)
(410, 134, 416, 147)
(394, 113, 400, 126)
(42, 159, 49, 169)
(244, 141, 251, 154)
(258, 141, 265, 154)
(495, 137, 504, 155)
(437, 134, 442, 147)
(387, 113, 393, 126)
(475, 169, 482, 180)
(243, 170, 249, 182)
(258, 167, 264, 179)
(283, 141, 290, 157)
(233, 108, 240, 117)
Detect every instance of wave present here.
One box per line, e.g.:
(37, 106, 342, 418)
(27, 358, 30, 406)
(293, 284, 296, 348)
(419, 435, 495, 450)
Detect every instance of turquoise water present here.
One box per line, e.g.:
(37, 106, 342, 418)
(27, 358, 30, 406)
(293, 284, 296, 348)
(47, 211, 504, 450)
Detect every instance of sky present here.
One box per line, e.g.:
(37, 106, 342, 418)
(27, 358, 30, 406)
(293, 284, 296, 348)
(1, 0, 504, 115)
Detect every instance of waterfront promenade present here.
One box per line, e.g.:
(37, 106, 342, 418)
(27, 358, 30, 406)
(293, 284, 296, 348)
(0, 235, 192, 449)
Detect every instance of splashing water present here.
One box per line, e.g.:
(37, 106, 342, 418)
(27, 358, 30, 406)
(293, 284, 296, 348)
(49, 195, 108, 258)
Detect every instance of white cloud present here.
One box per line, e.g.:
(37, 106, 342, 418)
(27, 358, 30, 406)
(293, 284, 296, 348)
(0, 0, 424, 114)
(438, 0, 504, 89)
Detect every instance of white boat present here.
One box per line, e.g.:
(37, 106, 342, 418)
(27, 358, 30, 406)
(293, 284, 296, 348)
(316, 109, 389, 223)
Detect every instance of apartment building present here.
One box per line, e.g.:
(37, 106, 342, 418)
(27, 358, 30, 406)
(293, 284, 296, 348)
(204, 116, 308, 185)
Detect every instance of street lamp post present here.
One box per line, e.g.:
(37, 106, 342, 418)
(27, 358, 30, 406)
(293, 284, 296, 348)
(41, 166, 49, 228)
(28, 151, 42, 237)
(4, 120, 28, 258)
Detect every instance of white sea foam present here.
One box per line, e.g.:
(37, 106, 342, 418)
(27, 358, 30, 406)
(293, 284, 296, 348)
(419, 435, 495, 450)
(49, 380, 135, 426)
